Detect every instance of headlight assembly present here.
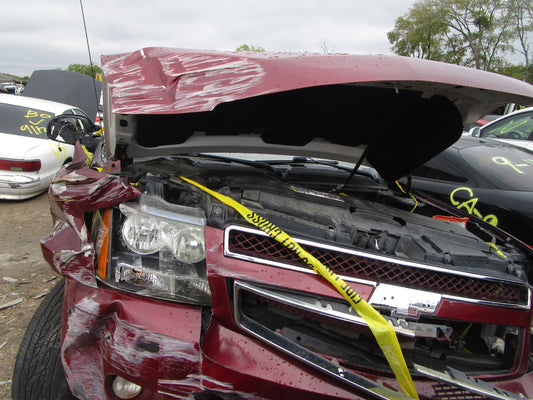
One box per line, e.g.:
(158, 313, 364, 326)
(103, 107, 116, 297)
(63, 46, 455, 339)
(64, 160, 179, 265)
(96, 194, 211, 305)
(121, 213, 165, 255)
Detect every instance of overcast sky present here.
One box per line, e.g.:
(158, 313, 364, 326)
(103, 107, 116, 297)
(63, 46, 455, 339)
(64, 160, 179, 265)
(2, 0, 417, 77)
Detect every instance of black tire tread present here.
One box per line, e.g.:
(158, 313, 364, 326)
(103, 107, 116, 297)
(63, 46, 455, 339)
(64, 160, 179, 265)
(12, 278, 75, 400)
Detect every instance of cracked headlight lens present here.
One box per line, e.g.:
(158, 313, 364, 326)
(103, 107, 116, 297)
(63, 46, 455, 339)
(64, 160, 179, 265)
(100, 194, 210, 305)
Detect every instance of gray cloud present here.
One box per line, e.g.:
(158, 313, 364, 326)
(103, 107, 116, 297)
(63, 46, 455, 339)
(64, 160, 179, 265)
(2, 0, 415, 76)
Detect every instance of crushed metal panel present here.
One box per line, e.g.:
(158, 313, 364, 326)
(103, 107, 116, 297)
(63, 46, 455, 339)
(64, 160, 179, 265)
(40, 143, 142, 286)
(61, 281, 204, 399)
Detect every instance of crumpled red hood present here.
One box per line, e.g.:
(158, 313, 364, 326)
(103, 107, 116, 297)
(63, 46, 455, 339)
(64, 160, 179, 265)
(101, 48, 533, 116)
(100, 48, 533, 182)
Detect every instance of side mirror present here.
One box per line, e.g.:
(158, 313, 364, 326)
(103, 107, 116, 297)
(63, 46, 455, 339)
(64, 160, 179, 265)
(47, 114, 100, 145)
(469, 126, 481, 137)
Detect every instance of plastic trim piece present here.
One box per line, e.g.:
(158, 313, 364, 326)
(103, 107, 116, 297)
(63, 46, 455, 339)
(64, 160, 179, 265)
(414, 364, 526, 400)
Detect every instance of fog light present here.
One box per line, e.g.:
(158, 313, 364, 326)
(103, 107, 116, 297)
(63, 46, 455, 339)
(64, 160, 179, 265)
(112, 376, 142, 399)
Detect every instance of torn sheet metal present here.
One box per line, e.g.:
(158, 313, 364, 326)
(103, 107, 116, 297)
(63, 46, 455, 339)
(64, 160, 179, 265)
(40, 143, 142, 286)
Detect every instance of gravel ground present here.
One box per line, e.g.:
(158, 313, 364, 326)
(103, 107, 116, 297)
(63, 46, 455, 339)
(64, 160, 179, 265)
(0, 193, 60, 399)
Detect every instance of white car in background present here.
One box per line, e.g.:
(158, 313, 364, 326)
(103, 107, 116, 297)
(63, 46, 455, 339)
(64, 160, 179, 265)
(0, 93, 88, 200)
(470, 106, 533, 150)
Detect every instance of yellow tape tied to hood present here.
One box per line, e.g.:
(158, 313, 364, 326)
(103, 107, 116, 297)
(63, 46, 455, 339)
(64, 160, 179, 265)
(180, 176, 418, 399)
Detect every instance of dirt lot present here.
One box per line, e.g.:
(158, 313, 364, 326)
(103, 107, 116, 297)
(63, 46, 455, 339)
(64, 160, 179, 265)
(0, 193, 60, 399)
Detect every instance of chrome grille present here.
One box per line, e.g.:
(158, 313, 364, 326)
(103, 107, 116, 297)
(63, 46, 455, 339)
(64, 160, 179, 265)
(226, 226, 529, 305)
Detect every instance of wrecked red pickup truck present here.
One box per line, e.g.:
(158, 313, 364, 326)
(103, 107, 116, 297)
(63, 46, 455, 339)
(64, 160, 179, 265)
(12, 48, 533, 400)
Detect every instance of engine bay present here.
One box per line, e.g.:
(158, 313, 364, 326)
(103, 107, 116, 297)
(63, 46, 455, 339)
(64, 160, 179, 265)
(129, 154, 531, 283)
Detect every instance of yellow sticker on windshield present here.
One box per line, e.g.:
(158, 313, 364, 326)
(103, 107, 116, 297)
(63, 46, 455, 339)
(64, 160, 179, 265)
(180, 176, 419, 399)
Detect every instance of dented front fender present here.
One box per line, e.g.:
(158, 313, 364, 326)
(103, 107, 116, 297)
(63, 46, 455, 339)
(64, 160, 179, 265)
(41, 143, 141, 286)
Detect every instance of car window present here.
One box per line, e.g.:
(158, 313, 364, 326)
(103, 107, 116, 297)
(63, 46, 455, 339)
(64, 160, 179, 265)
(460, 145, 533, 191)
(411, 158, 470, 183)
(480, 112, 533, 141)
(0, 102, 56, 139)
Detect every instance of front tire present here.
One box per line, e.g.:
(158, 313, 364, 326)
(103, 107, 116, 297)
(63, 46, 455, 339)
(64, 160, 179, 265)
(12, 279, 75, 399)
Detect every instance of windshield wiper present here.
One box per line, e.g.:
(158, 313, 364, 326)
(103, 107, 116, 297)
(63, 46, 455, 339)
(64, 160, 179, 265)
(193, 153, 285, 180)
(192, 154, 383, 186)
(266, 156, 383, 184)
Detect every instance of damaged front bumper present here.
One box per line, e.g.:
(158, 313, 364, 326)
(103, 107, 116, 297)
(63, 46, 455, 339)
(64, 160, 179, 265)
(61, 280, 204, 399)
(62, 279, 382, 400)
(61, 277, 533, 400)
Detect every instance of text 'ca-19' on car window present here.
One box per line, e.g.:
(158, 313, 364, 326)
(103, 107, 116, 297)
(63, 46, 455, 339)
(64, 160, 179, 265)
(0, 103, 54, 138)
(459, 146, 533, 191)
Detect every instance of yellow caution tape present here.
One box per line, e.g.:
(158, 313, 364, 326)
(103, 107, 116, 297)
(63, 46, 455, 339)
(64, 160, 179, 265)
(394, 181, 418, 213)
(487, 242, 507, 259)
(81, 144, 94, 166)
(180, 176, 419, 399)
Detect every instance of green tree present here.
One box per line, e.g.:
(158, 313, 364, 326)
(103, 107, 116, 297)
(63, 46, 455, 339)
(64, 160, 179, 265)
(497, 63, 533, 83)
(442, 0, 514, 70)
(387, 0, 452, 61)
(388, 0, 532, 72)
(235, 44, 266, 52)
(66, 63, 102, 78)
(508, 0, 533, 80)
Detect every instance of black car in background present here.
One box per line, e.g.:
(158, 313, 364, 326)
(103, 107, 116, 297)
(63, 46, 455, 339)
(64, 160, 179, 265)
(409, 137, 533, 246)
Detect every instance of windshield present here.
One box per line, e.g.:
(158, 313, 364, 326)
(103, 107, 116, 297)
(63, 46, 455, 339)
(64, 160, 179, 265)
(480, 111, 533, 141)
(460, 145, 533, 191)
